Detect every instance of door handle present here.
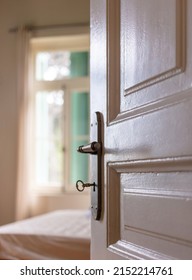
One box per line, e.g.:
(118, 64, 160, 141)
(77, 141, 101, 154)
(76, 112, 102, 221)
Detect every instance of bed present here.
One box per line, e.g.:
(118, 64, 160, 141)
(0, 209, 90, 260)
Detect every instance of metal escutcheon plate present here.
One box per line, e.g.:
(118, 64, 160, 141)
(90, 112, 102, 220)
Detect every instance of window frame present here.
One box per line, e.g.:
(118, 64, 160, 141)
(29, 29, 90, 194)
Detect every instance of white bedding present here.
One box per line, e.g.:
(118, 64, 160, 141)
(0, 210, 90, 260)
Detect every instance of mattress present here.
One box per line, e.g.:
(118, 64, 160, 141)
(0, 210, 90, 260)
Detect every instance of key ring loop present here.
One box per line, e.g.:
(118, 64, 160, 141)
(76, 180, 85, 192)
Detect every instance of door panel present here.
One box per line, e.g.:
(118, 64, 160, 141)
(108, 165, 192, 259)
(121, 0, 184, 95)
(109, 0, 186, 122)
(91, 0, 192, 259)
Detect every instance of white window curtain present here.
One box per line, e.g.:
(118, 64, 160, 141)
(16, 27, 33, 220)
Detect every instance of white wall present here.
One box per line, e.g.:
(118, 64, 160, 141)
(0, 0, 90, 225)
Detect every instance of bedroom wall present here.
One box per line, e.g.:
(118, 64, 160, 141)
(0, 0, 90, 225)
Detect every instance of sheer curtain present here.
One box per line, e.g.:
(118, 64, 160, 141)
(15, 27, 33, 220)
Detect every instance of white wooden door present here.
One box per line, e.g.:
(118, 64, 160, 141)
(90, 0, 192, 259)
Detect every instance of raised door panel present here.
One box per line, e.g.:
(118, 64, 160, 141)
(108, 162, 192, 259)
(108, 0, 187, 123)
(122, 0, 184, 94)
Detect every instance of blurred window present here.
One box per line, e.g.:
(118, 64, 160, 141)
(30, 35, 90, 193)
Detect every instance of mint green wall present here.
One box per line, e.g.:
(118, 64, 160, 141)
(69, 52, 89, 185)
(70, 52, 89, 77)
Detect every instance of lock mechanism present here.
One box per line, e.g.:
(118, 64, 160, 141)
(76, 112, 102, 220)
